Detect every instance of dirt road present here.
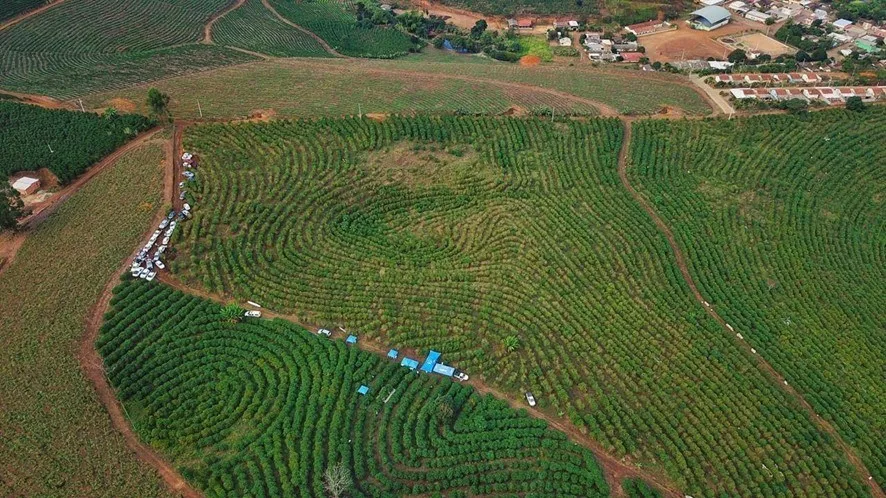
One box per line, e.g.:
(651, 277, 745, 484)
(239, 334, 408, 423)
(689, 74, 733, 114)
(79, 134, 203, 498)
(0, 0, 66, 32)
(201, 0, 246, 45)
(615, 119, 883, 498)
(260, 0, 345, 57)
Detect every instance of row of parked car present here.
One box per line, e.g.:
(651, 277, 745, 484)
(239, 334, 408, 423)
(130, 152, 198, 281)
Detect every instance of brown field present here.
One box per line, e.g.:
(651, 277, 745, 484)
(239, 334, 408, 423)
(722, 31, 793, 56)
(641, 19, 751, 62)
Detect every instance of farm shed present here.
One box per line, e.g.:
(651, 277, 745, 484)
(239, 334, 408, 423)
(832, 19, 852, 30)
(400, 357, 420, 370)
(625, 20, 667, 36)
(516, 18, 533, 29)
(11, 176, 40, 195)
(420, 350, 441, 372)
(387, 349, 398, 359)
(689, 6, 731, 30)
(346, 335, 357, 344)
(620, 52, 644, 62)
(357, 385, 369, 395)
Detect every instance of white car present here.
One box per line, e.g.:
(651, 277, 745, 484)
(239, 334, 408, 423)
(162, 236, 170, 245)
(155, 260, 165, 270)
(454, 371, 469, 382)
(244, 310, 261, 318)
(159, 219, 169, 229)
(139, 268, 150, 279)
(317, 328, 332, 337)
(525, 392, 536, 407)
(183, 203, 191, 211)
(130, 267, 141, 277)
(146, 271, 156, 282)
(179, 191, 186, 200)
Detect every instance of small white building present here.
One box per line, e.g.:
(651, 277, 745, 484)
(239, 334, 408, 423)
(559, 37, 573, 46)
(745, 9, 771, 23)
(832, 18, 853, 30)
(11, 176, 40, 195)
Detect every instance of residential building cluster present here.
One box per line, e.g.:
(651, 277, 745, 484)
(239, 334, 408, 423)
(729, 85, 886, 102)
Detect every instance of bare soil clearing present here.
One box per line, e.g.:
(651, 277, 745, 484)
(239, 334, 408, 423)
(641, 21, 749, 62)
(402, 0, 506, 30)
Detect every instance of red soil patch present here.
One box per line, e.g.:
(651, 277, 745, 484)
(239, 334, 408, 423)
(519, 55, 541, 67)
(365, 113, 388, 121)
(104, 98, 137, 113)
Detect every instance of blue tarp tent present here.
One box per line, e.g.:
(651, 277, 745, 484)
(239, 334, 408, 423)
(432, 363, 456, 377)
(387, 349, 398, 359)
(400, 357, 419, 370)
(420, 350, 441, 373)
(442, 39, 454, 50)
(357, 385, 369, 395)
(346, 335, 357, 344)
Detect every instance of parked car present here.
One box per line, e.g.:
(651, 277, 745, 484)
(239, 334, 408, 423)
(167, 210, 176, 220)
(179, 191, 186, 200)
(155, 260, 165, 270)
(162, 236, 170, 245)
(159, 219, 169, 229)
(139, 268, 150, 279)
(317, 328, 332, 337)
(244, 310, 262, 318)
(183, 203, 191, 211)
(454, 371, 469, 382)
(525, 392, 536, 407)
(146, 271, 156, 282)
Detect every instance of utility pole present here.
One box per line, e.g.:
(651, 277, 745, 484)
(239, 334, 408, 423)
(197, 99, 203, 119)
(551, 106, 555, 121)
(47, 143, 54, 153)
(78, 98, 85, 112)
(358, 103, 362, 118)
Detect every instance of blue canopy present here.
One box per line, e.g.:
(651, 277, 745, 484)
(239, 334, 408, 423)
(400, 357, 419, 370)
(346, 335, 357, 344)
(357, 385, 369, 395)
(387, 349, 398, 359)
(432, 363, 456, 377)
(442, 39, 454, 50)
(420, 350, 441, 373)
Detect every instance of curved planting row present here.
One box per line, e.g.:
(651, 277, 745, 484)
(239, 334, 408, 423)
(99, 279, 610, 497)
(212, 0, 331, 58)
(266, 0, 417, 58)
(629, 108, 886, 487)
(170, 115, 867, 497)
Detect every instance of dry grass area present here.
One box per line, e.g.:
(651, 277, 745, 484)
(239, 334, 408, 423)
(724, 31, 793, 56)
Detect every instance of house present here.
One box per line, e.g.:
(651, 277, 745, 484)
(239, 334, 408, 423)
(813, 8, 828, 20)
(760, 73, 779, 83)
(832, 19, 853, 30)
(745, 9, 771, 23)
(744, 74, 764, 83)
(801, 73, 821, 83)
(507, 18, 519, 29)
(516, 18, 534, 29)
(613, 41, 639, 51)
(585, 42, 605, 55)
(730, 88, 757, 98)
(708, 60, 734, 70)
(559, 37, 573, 46)
(625, 19, 667, 36)
(727, 1, 750, 13)
(554, 19, 580, 29)
(620, 52, 644, 62)
(855, 39, 877, 53)
(837, 87, 856, 98)
(770, 88, 790, 99)
(786, 72, 805, 83)
(715, 74, 735, 83)
(689, 6, 732, 30)
(701, 0, 725, 5)
(11, 176, 40, 195)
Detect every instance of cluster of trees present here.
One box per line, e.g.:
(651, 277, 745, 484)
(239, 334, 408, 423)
(0, 101, 154, 184)
(427, 19, 524, 61)
(775, 20, 833, 62)
(98, 279, 611, 497)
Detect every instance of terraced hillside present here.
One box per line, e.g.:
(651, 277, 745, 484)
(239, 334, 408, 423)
(0, 0, 45, 22)
(99, 279, 611, 497)
(629, 108, 886, 488)
(170, 116, 865, 496)
(0, 0, 258, 98)
(212, 0, 331, 57)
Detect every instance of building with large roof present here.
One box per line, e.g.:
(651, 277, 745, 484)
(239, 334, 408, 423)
(689, 6, 731, 30)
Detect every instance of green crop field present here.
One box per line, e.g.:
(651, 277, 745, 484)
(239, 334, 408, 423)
(0, 0, 45, 22)
(167, 115, 866, 497)
(82, 57, 710, 117)
(0, 142, 170, 497)
(212, 0, 331, 58)
(0, 0, 260, 99)
(99, 279, 611, 497)
(267, 0, 417, 58)
(629, 108, 886, 487)
(0, 101, 153, 183)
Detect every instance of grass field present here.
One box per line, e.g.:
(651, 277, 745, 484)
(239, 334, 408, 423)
(0, 143, 170, 497)
(168, 116, 864, 497)
(100, 279, 611, 497)
(82, 57, 711, 117)
(267, 0, 417, 58)
(629, 108, 886, 487)
(212, 0, 332, 58)
(518, 35, 554, 62)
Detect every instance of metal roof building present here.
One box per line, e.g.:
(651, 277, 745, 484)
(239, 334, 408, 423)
(689, 6, 731, 30)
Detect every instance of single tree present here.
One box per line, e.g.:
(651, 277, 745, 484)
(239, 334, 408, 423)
(220, 303, 244, 323)
(727, 49, 747, 64)
(1, 183, 24, 231)
(504, 335, 520, 353)
(470, 19, 488, 38)
(324, 462, 352, 498)
(845, 96, 866, 112)
(146, 88, 171, 118)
